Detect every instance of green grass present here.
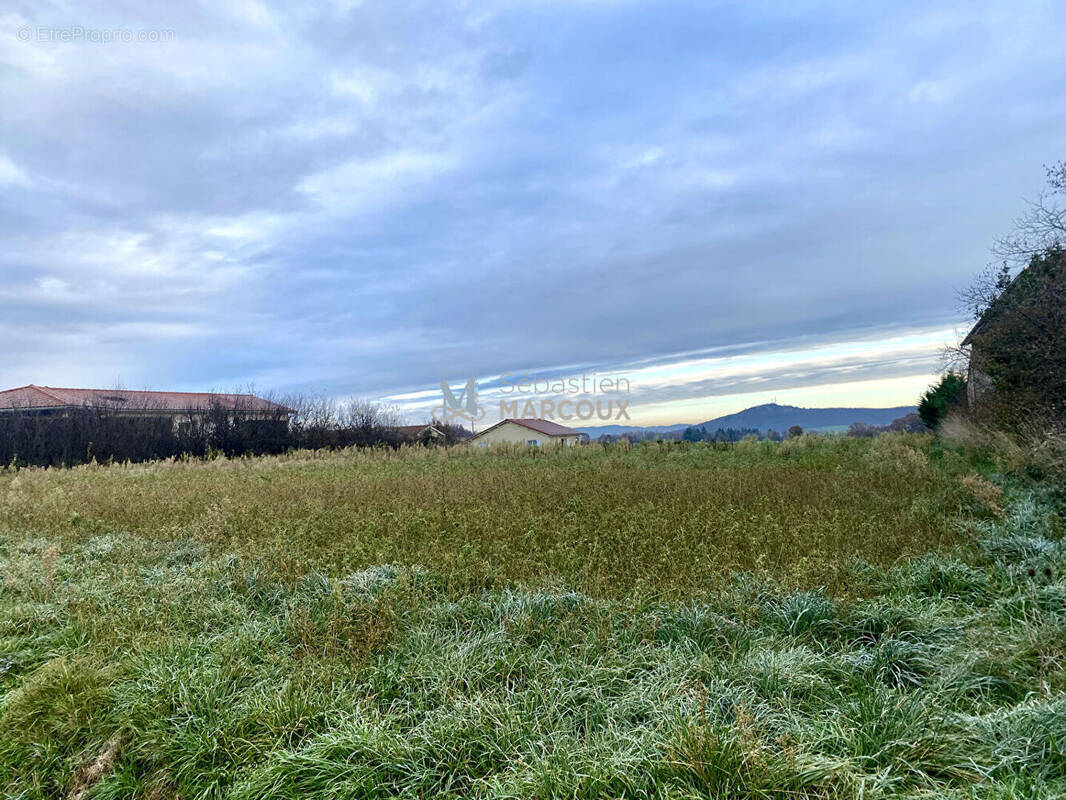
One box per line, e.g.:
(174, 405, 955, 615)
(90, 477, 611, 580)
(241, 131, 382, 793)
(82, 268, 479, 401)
(0, 435, 1063, 798)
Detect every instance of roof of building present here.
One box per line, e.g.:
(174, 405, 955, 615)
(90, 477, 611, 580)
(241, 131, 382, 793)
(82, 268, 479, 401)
(392, 424, 445, 437)
(961, 279, 1020, 347)
(0, 385, 291, 413)
(961, 258, 1062, 347)
(471, 418, 582, 439)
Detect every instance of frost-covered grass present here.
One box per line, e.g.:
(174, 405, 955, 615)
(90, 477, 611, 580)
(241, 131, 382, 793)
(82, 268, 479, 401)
(0, 436, 1063, 798)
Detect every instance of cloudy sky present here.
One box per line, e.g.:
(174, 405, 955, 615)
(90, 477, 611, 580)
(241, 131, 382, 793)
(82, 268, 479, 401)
(2, 1, 1064, 425)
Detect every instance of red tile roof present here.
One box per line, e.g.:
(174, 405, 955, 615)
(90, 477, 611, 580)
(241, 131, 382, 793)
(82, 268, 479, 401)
(473, 418, 582, 439)
(0, 385, 290, 413)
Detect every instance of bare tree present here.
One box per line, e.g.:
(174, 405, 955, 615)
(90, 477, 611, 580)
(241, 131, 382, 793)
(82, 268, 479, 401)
(957, 164, 1065, 324)
(991, 162, 1066, 266)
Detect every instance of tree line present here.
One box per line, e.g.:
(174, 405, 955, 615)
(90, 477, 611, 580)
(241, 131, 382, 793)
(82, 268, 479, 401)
(0, 395, 467, 468)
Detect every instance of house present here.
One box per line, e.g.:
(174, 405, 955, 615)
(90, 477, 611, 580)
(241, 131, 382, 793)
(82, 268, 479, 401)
(0, 385, 292, 432)
(470, 418, 584, 447)
(960, 315, 997, 407)
(961, 251, 1065, 409)
(391, 424, 447, 443)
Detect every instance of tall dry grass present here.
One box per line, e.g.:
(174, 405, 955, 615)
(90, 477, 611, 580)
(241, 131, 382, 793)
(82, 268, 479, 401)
(0, 435, 967, 598)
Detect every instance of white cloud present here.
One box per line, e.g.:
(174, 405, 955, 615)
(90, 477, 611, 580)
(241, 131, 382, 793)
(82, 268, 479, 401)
(0, 155, 30, 186)
(36, 277, 69, 294)
(218, 0, 282, 31)
(909, 79, 957, 105)
(297, 150, 458, 213)
(329, 66, 401, 104)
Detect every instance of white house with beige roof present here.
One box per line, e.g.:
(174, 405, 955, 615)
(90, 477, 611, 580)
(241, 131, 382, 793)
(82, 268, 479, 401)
(470, 418, 583, 447)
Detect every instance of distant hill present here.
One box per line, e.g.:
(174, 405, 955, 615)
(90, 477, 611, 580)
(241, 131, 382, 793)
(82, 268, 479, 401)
(694, 403, 917, 433)
(578, 403, 917, 438)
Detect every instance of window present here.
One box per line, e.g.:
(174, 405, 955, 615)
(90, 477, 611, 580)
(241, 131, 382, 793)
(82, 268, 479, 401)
(527, 439, 540, 446)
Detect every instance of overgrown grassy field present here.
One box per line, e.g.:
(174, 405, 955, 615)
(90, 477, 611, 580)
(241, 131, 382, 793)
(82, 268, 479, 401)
(1, 435, 1063, 798)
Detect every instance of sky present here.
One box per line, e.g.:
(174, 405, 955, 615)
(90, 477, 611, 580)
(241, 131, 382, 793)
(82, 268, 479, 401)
(2, 1, 1064, 426)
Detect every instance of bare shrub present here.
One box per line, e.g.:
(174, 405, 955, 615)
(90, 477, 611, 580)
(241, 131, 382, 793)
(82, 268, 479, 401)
(960, 473, 1005, 518)
(864, 437, 929, 477)
(938, 413, 1064, 480)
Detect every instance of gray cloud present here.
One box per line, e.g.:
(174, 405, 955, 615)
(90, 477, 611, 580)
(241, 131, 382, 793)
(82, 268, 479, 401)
(1, 0, 1062, 416)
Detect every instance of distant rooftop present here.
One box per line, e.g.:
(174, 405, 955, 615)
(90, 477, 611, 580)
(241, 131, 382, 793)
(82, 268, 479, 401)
(392, 424, 445, 436)
(0, 385, 290, 413)
(473, 418, 583, 439)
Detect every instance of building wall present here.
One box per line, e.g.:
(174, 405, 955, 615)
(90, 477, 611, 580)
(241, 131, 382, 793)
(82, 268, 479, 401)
(473, 421, 580, 447)
(966, 356, 995, 407)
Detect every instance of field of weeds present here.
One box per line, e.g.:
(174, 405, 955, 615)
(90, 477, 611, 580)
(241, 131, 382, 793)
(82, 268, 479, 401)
(0, 435, 1063, 798)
